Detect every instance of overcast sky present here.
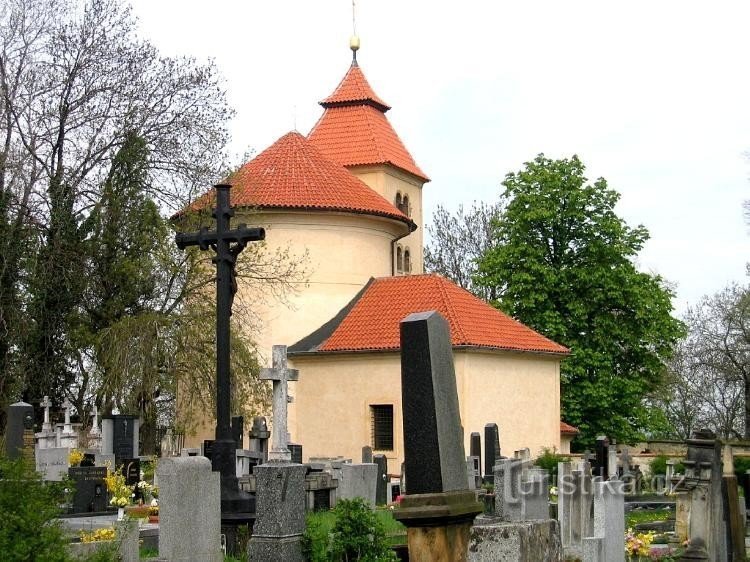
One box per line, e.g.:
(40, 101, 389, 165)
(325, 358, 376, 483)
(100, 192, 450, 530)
(129, 0, 750, 314)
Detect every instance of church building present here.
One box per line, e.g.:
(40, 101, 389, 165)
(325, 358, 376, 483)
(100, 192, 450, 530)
(183, 42, 569, 471)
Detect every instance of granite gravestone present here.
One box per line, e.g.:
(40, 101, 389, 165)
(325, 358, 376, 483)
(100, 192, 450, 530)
(122, 459, 141, 501)
(484, 423, 500, 484)
(231, 416, 243, 449)
(374, 454, 388, 505)
(69, 466, 108, 513)
(394, 311, 482, 562)
(594, 436, 610, 480)
(249, 416, 271, 463)
(158, 457, 222, 562)
(203, 440, 214, 461)
(362, 446, 373, 464)
(5, 401, 35, 461)
(470, 432, 482, 475)
(102, 415, 138, 466)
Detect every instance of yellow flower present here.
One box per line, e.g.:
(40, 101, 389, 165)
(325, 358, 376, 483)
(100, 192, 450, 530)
(69, 449, 84, 467)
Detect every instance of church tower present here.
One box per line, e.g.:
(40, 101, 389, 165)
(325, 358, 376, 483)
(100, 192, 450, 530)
(308, 39, 429, 276)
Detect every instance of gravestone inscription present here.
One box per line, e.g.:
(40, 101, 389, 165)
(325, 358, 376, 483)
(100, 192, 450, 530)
(69, 466, 108, 513)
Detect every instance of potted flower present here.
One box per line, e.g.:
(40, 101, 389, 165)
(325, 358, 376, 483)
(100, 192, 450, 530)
(104, 468, 134, 520)
(148, 505, 159, 523)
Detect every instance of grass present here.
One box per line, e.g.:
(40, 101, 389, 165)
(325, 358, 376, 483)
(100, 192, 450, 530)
(306, 507, 407, 546)
(626, 508, 673, 529)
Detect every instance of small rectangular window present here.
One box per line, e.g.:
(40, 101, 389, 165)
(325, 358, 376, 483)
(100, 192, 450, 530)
(371, 404, 394, 451)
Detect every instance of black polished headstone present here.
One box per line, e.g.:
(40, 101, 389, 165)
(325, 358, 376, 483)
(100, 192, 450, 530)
(203, 439, 215, 461)
(483, 423, 500, 484)
(69, 466, 108, 513)
(81, 453, 95, 467)
(107, 414, 138, 466)
(289, 443, 303, 465)
(470, 432, 481, 476)
(231, 416, 243, 449)
(400, 311, 468, 495)
(374, 454, 388, 505)
(594, 436, 610, 479)
(121, 458, 141, 502)
(5, 401, 34, 460)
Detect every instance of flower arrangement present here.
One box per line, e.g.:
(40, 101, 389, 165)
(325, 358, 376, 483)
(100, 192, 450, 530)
(104, 468, 134, 508)
(148, 505, 159, 516)
(625, 528, 655, 559)
(80, 527, 116, 543)
(68, 449, 84, 467)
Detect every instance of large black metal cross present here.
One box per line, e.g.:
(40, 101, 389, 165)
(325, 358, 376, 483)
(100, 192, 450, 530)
(176, 183, 264, 515)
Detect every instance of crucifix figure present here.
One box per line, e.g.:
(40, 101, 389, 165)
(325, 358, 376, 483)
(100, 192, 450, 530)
(41, 395, 52, 431)
(175, 183, 264, 514)
(260, 345, 299, 462)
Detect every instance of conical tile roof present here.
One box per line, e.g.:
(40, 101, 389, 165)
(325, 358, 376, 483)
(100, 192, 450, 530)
(309, 63, 429, 182)
(182, 131, 414, 228)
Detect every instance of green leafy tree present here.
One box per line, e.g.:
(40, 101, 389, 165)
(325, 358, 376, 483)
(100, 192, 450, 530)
(329, 498, 396, 562)
(476, 154, 684, 446)
(0, 457, 69, 561)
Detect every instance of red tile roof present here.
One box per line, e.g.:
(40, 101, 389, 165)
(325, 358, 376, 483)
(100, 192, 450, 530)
(560, 421, 580, 435)
(320, 63, 391, 111)
(295, 274, 568, 355)
(182, 132, 414, 228)
(309, 63, 429, 182)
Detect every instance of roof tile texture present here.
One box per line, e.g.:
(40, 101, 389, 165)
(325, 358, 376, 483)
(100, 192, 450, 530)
(560, 421, 580, 435)
(320, 63, 391, 111)
(309, 63, 429, 182)
(185, 132, 412, 226)
(318, 274, 569, 354)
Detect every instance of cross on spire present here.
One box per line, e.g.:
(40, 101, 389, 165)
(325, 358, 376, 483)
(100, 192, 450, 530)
(260, 345, 299, 462)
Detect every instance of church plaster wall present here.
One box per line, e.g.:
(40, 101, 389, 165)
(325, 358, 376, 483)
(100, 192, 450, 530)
(290, 348, 562, 475)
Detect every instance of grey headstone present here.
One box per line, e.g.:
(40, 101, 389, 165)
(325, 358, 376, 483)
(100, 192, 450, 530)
(36, 447, 70, 480)
(400, 310, 468, 494)
(5, 401, 34, 460)
(591, 479, 625, 562)
(102, 415, 139, 466)
(158, 456, 221, 562)
(523, 468, 550, 520)
(337, 463, 378, 506)
(247, 462, 306, 562)
(373, 454, 388, 505)
(361, 446, 373, 464)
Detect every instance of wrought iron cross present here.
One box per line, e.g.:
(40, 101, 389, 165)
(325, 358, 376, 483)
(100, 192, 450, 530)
(175, 184, 264, 489)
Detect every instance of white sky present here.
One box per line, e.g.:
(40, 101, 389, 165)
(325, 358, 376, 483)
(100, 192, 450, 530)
(129, 0, 750, 314)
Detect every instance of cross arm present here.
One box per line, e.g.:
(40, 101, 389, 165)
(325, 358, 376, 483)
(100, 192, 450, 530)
(175, 225, 266, 250)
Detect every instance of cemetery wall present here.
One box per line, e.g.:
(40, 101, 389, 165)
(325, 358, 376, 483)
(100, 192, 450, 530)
(292, 348, 563, 472)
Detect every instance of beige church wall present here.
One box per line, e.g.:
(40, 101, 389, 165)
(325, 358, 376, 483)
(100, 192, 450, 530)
(183, 209, 409, 447)
(289, 348, 561, 474)
(456, 350, 561, 459)
(349, 166, 425, 274)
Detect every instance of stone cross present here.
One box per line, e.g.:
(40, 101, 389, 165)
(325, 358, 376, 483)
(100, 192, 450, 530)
(260, 345, 299, 462)
(41, 395, 52, 431)
(90, 404, 100, 436)
(61, 398, 73, 432)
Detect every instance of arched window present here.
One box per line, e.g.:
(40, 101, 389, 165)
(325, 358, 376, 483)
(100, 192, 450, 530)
(395, 192, 403, 211)
(396, 245, 403, 273)
(404, 248, 411, 274)
(402, 194, 410, 217)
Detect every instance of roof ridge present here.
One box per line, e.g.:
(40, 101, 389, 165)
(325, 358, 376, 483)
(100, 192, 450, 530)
(434, 275, 469, 344)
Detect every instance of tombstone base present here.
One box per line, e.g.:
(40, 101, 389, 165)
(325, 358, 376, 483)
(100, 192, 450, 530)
(468, 516, 562, 562)
(247, 535, 304, 562)
(394, 490, 481, 562)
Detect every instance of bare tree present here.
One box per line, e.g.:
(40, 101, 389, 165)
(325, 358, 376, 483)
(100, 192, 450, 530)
(424, 200, 501, 301)
(658, 285, 750, 439)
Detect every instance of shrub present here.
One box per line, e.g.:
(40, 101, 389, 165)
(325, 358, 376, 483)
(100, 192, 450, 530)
(329, 498, 397, 561)
(733, 456, 750, 478)
(534, 447, 568, 478)
(648, 455, 685, 477)
(0, 456, 70, 561)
